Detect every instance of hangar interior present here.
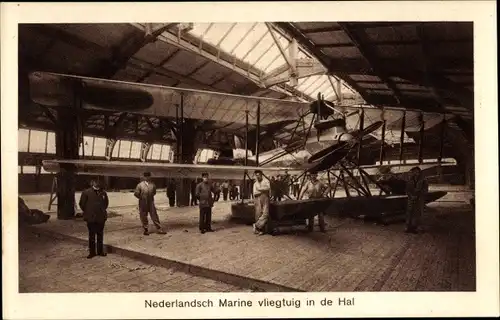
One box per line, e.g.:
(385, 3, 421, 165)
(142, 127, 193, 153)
(18, 22, 475, 293)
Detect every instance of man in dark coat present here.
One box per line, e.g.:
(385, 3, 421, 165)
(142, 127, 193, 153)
(195, 172, 216, 234)
(79, 180, 109, 259)
(405, 167, 428, 234)
(166, 179, 176, 207)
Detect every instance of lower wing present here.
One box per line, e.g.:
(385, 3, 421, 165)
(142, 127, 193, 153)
(41, 159, 302, 180)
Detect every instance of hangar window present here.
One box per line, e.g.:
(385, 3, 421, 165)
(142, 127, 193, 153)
(18, 129, 30, 152)
(79, 136, 95, 157)
(28, 130, 48, 153)
(119, 140, 132, 158)
(112, 140, 121, 158)
(160, 145, 171, 161)
(23, 165, 37, 174)
(93, 137, 106, 157)
(149, 144, 162, 160)
(196, 149, 215, 163)
(46, 132, 56, 154)
(130, 141, 142, 159)
(18, 166, 22, 174)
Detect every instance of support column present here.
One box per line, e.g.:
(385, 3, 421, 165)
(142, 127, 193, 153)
(437, 116, 446, 183)
(55, 108, 81, 220)
(399, 111, 406, 163)
(175, 91, 199, 207)
(357, 109, 365, 166)
(379, 116, 386, 165)
(418, 112, 425, 164)
(176, 120, 199, 207)
(255, 102, 261, 166)
(103, 112, 126, 190)
(438, 115, 446, 164)
(242, 110, 249, 200)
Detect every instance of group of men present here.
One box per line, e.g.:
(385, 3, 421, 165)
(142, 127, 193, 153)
(269, 172, 329, 201)
(166, 179, 241, 208)
(252, 170, 329, 235)
(77, 167, 429, 258)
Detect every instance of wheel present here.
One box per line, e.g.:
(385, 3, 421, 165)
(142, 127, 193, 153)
(318, 213, 326, 232)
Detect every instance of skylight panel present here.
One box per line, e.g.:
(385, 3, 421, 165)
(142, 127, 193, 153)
(227, 23, 259, 54)
(310, 77, 332, 98)
(231, 24, 268, 60)
(203, 23, 234, 47)
(305, 76, 329, 96)
(246, 32, 275, 66)
(297, 49, 309, 59)
(189, 23, 212, 38)
(321, 86, 335, 100)
(184, 23, 361, 100)
(218, 23, 254, 53)
(252, 41, 276, 71)
(297, 75, 320, 92)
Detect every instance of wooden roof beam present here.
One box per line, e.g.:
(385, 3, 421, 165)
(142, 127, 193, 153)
(273, 22, 372, 103)
(416, 23, 473, 111)
(338, 22, 403, 106)
(100, 23, 178, 78)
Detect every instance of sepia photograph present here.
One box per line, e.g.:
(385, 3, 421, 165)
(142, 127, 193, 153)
(2, 1, 498, 319)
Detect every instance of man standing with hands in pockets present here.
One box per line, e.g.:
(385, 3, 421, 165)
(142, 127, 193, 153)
(134, 172, 167, 236)
(196, 172, 216, 234)
(252, 170, 271, 235)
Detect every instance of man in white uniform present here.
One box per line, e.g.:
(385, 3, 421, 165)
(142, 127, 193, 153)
(252, 170, 271, 235)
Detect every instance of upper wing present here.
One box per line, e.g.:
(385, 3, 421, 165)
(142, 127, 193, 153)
(28, 71, 310, 126)
(42, 159, 302, 180)
(42, 158, 455, 182)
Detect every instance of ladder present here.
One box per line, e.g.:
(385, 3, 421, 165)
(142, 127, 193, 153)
(47, 175, 78, 212)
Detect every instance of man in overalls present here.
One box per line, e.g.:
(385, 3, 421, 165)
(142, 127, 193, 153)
(299, 173, 328, 232)
(252, 170, 271, 235)
(405, 167, 428, 234)
(134, 172, 166, 235)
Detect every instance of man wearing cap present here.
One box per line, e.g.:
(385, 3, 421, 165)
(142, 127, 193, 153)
(252, 170, 271, 235)
(299, 173, 328, 232)
(195, 172, 216, 234)
(79, 179, 109, 259)
(134, 172, 166, 235)
(405, 167, 428, 234)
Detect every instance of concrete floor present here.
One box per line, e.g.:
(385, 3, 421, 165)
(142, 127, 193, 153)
(19, 185, 476, 292)
(18, 227, 246, 293)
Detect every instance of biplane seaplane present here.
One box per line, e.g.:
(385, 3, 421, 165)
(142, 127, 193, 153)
(30, 71, 452, 231)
